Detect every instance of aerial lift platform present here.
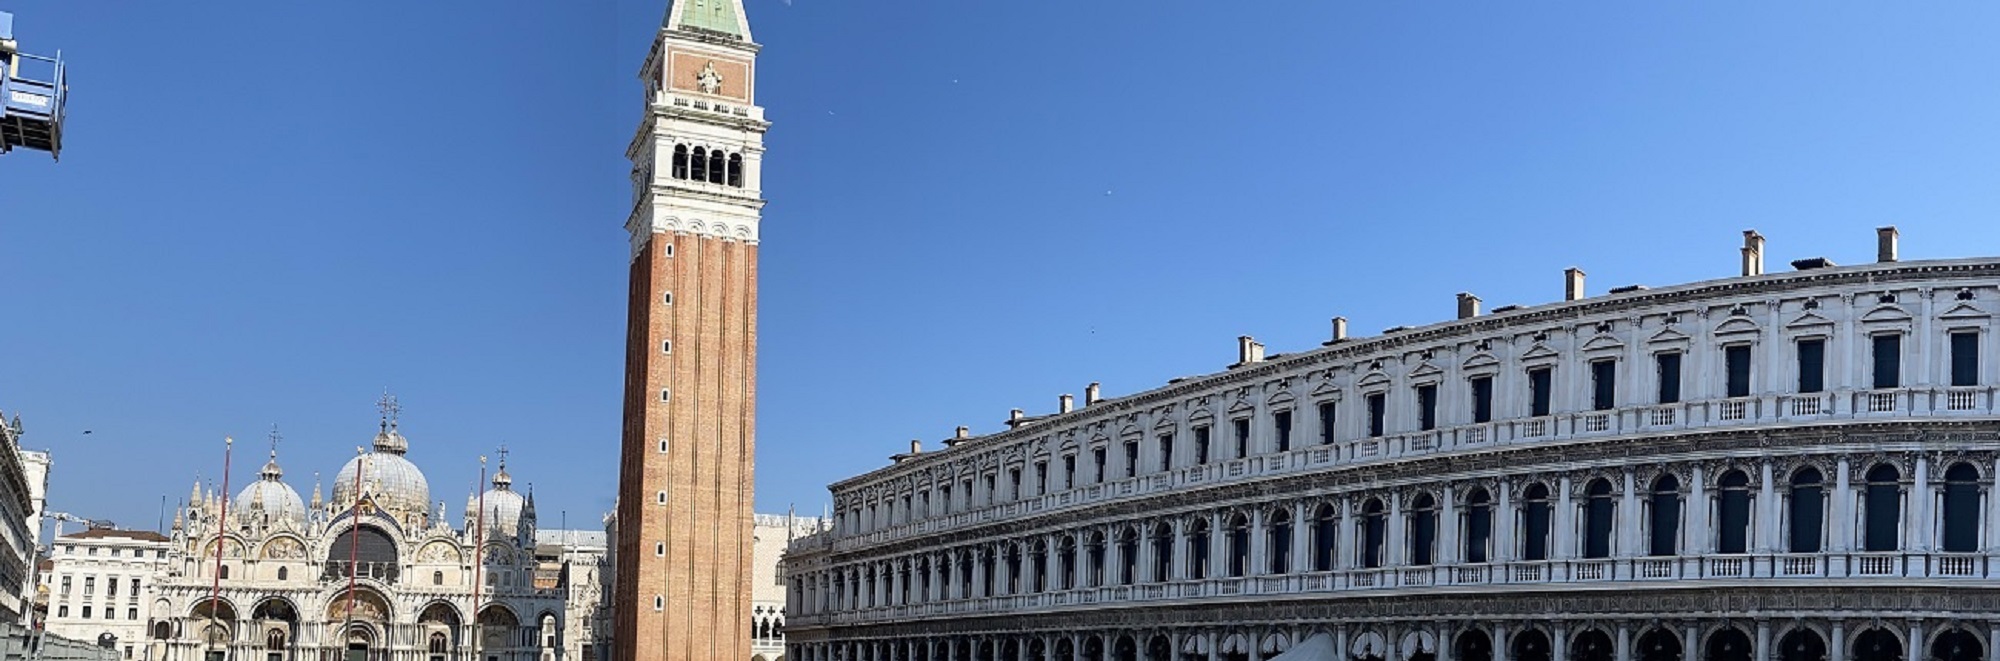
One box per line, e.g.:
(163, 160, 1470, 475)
(0, 12, 68, 160)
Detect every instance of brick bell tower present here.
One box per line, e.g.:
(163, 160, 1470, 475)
(616, 1, 766, 660)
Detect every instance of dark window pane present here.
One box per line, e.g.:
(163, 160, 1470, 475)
(1122, 442, 1137, 479)
(1410, 510, 1436, 566)
(1952, 331, 1980, 387)
(1363, 514, 1385, 568)
(1417, 384, 1439, 431)
(1798, 339, 1825, 393)
(1717, 490, 1750, 554)
(1522, 502, 1550, 561)
(1873, 334, 1902, 389)
(1591, 360, 1616, 411)
(1656, 353, 1682, 404)
(1194, 427, 1210, 464)
(1317, 402, 1336, 445)
(1725, 345, 1752, 398)
(1584, 497, 1614, 558)
(1232, 418, 1250, 459)
(1157, 434, 1173, 472)
(1274, 411, 1293, 452)
(1865, 482, 1900, 552)
(1529, 368, 1553, 417)
(1944, 476, 1980, 553)
(1465, 504, 1491, 564)
(1789, 486, 1822, 553)
(1471, 376, 1494, 423)
(1649, 491, 1679, 556)
(1367, 393, 1386, 438)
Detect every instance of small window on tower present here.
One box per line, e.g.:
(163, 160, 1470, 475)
(655, 543, 665, 557)
(691, 147, 708, 181)
(728, 153, 744, 188)
(662, 340, 673, 354)
(663, 291, 674, 305)
(657, 491, 668, 505)
(659, 439, 669, 453)
(654, 596, 665, 611)
(660, 388, 672, 402)
(663, 244, 675, 258)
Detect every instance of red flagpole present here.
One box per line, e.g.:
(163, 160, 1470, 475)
(346, 447, 365, 629)
(208, 437, 232, 648)
(471, 457, 488, 658)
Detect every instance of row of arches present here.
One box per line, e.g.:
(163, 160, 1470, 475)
(795, 456, 1995, 616)
(671, 144, 746, 187)
(794, 622, 1985, 661)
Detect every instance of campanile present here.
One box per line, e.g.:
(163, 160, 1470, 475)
(615, 1, 766, 660)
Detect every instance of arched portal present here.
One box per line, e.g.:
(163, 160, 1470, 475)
(1636, 628, 1681, 661)
(1455, 630, 1494, 661)
(1512, 630, 1552, 661)
(479, 605, 521, 652)
(1114, 635, 1138, 661)
(1146, 635, 1171, 661)
(1571, 629, 1615, 661)
(1932, 629, 1982, 661)
(1709, 628, 1755, 661)
(1853, 629, 1902, 661)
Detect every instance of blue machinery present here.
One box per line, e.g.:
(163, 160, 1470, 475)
(0, 11, 67, 160)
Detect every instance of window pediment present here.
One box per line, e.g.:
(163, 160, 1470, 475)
(1580, 334, 1625, 355)
(1461, 352, 1499, 372)
(1520, 343, 1559, 364)
(1861, 304, 1913, 324)
(1785, 311, 1834, 330)
(1939, 301, 1990, 321)
(1712, 317, 1760, 338)
(1356, 370, 1392, 390)
(1407, 362, 1444, 382)
(1648, 326, 1692, 346)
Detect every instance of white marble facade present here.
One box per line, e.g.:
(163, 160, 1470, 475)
(786, 241, 2000, 661)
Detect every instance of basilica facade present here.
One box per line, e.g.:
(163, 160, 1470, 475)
(145, 416, 606, 661)
(786, 229, 2000, 661)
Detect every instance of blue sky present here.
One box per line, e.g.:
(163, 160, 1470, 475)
(5, 0, 2000, 533)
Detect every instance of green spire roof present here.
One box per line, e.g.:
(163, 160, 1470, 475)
(676, 0, 745, 39)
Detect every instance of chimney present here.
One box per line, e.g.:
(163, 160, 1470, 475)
(955, 426, 970, 439)
(1877, 226, 1899, 263)
(1059, 394, 1074, 414)
(1235, 336, 1266, 366)
(1457, 292, 1481, 319)
(1084, 383, 1101, 406)
(1331, 317, 1348, 342)
(1564, 268, 1586, 302)
(909, 440, 923, 454)
(1007, 408, 1024, 428)
(1742, 230, 1765, 276)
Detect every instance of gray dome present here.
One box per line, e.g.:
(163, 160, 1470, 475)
(331, 425, 431, 520)
(236, 454, 305, 526)
(479, 465, 530, 539)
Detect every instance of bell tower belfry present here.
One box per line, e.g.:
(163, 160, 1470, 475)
(615, 1, 766, 660)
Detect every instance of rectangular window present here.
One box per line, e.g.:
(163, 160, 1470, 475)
(1952, 331, 1980, 387)
(1273, 411, 1292, 453)
(83, 577, 94, 596)
(60, 576, 69, 595)
(1232, 418, 1251, 459)
(1416, 384, 1438, 431)
(1008, 469, 1022, 500)
(1033, 461, 1048, 495)
(1317, 402, 1337, 445)
(1093, 447, 1108, 482)
(1528, 367, 1553, 417)
(1796, 338, 1826, 393)
(107, 578, 117, 597)
(1122, 441, 1138, 479)
(1157, 434, 1174, 472)
(1470, 376, 1493, 423)
(1366, 393, 1386, 437)
(81, 606, 90, 619)
(1725, 345, 1752, 398)
(1590, 360, 1616, 411)
(1656, 353, 1682, 404)
(1873, 334, 1902, 389)
(57, 606, 66, 618)
(1062, 455, 1076, 489)
(1193, 426, 1211, 464)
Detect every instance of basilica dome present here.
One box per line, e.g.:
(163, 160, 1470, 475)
(477, 464, 532, 539)
(235, 453, 306, 526)
(330, 424, 431, 521)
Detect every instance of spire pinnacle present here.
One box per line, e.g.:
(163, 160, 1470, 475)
(376, 390, 401, 431)
(667, 0, 750, 41)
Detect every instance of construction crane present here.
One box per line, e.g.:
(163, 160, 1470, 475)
(0, 11, 68, 160)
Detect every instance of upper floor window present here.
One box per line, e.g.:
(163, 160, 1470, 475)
(1092, 447, 1107, 483)
(1366, 393, 1387, 438)
(1416, 384, 1439, 431)
(1232, 418, 1251, 459)
(1951, 331, 1981, 387)
(1470, 376, 1494, 423)
(1061, 455, 1076, 489)
(1655, 353, 1682, 404)
(1797, 338, 1826, 393)
(1872, 334, 1903, 389)
(1193, 426, 1212, 464)
(1273, 411, 1293, 453)
(1317, 402, 1337, 445)
(1156, 434, 1174, 472)
(1724, 345, 1753, 398)
(1122, 440, 1139, 479)
(1527, 367, 1553, 417)
(1590, 360, 1616, 411)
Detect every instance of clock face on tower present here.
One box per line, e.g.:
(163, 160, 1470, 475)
(696, 62, 724, 95)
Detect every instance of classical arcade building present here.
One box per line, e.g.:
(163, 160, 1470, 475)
(147, 408, 607, 661)
(787, 229, 2000, 661)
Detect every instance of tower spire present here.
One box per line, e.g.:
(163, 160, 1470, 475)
(666, 0, 751, 40)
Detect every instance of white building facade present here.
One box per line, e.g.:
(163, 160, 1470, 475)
(41, 528, 172, 659)
(753, 515, 820, 661)
(0, 411, 42, 625)
(786, 231, 2000, 661)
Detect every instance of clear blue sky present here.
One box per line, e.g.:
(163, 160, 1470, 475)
(5, 0, 2000, 532)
